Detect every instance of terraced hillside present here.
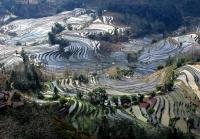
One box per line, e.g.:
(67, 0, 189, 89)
(176, 65, 200, 101)
(0, 8, 130, 72)
(138, 34, 200, 73)
(134, 64, 200, 133)
(1, 7, 200, 139)
(0, 45, 22, 68)
(59, 97, 138, 134)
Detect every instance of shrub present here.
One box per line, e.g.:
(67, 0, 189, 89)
(120, 95, 131, 105)
(176, 58, 185, 68)
(48, 32, 56, 45)
(78, 74, 89, 84)
(164, 79, 174, 92)
(165, 56, 175, 67)
(147, 108, 155, 115)
(59, 97, 68, 105)
(67, 24, 73, 31)
(52, 23, 65, 34)
(16, 41, 22, 46)
(138, 94, 144, 102)
(157, 65, 164, 70)
(111, 96, 119, 106)
(127, 52, 138, 63)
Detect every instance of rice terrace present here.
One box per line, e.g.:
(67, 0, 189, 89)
(0, 0, 200, 139)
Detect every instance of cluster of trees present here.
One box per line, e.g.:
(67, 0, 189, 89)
(157, 51, 200, 92)
(88, 30, 130, 43)
(165, 52, 200, 69)
(0, 0, 83, 18)
(48, 23, 70, 55)
(64, 69, 89, 85)
(77, 74, 89, 84)
(111, 95, 143, 107)
(107, 2, 182, 34)
(120, 95, 131, 106)
(4, 49, 44, 92)
(157, 67, 176, 92)
(0, 63, 5, 73)
(157, 50, 200, 92)
(107, 67, 134, 79)
(20, 48, 29, 64)
(92, 0, 200, 35)
(2, 0, 200, 36)
(88, 87, 108, 105)
(8, 63, 43, 91)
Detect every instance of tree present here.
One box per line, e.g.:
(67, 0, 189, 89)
(164, 80, 174, 91)
(21, 49, 29, 64)
(157, 65, 164, 70)
(10, 70, 17, 82)
(176, 58, 185, 68)
(78, 74, 88, 84)
(52, 23, 65, 34)
(0, 63, 5, 69)
(77, 90, 83, 100)
(120, 95, 131, 106)
(67, 24, 73, 31)
(59, 97, 68, 105)
(58, 38, 70, 53)
(111, 96, 118, 106)
(138, 94, 144, 102)
(147, 108, 155, 115)
(53, 87, 59, 100)
(88, 91, 95, 103)
(166, 56, 174, 67)
(53, 87, 59, 95)
(131, 96, 137, 102)
(90, 87, 108, 105)
(48, 32, 56, 45)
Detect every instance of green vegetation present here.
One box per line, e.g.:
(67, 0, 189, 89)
(111, 96, 118, 106)
(21, 48, 29, 64)
(88, 31, 129, 43)
(127, 52, 138, 63)
(157, 65, 164, 70)
(78, 74, 89, 84)
(158, 53, 200, 92)
(165, 53, 200, 68)
(48, 23, 70, 54)
(157, 66, 176, 92)
(120, 95, 131, 106)
(88, 87, 107, 105)
(138, 94, 144, 102)
(52, 23, 65, 34)
(107, 67, 134, 79)
(0, 1, 200, 139)
(8, 63, 43, 92)
(147, 108, 155, 115)
(97, 117, 194, 139)
(2, 0, 200, 36)
(3, 49, 44, 92)
(71, 73, 89, 84)
(0, 103, 96, 139)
